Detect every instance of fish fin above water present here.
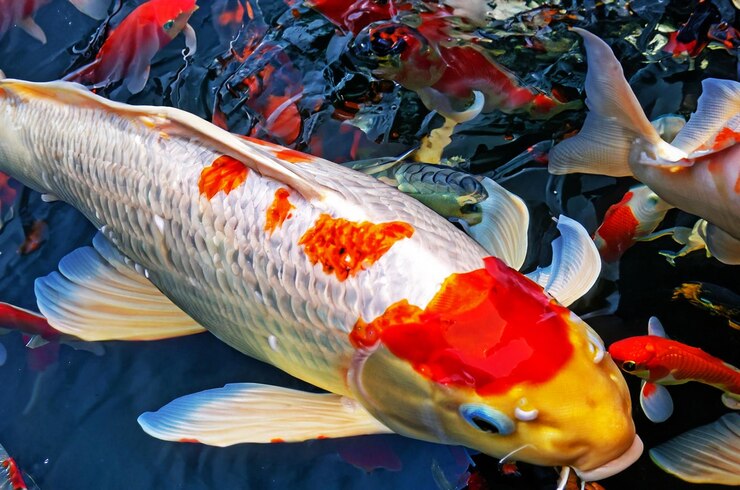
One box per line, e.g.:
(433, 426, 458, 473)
(34, 233, 205, 341)
(549, 28, 687, 177)
(0, 80, 329, 202)
(18, 17, 47, 44)
(671, 79, 740, 156)
(649, 413, 740, 485)
(640, 381, 673, 423)
(647, 316, 668, 338)
(68, 0, 111, 19)
(137, 383, 392, 446)
(467, 177, 529, 270)
(526, 215, 600, 307)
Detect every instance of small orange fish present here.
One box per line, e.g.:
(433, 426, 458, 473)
(18, 219, 47, 255)
(0, 0, 109, 44)
(64, 0, 198, 93)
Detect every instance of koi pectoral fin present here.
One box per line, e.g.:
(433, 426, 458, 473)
(640, 381, 673, 423)
(137, 383, 393, 446)
(18, 17, 47, 44)
(67, 0, 111, 20)
(650, 413, 740, 485)
(34, 233, 206, 341)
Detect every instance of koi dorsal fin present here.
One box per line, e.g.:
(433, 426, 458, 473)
(0, 79, 331, 203)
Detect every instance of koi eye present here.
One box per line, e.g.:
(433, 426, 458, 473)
(460, 404, 515, 435)
(622, 361, 637, 372)
(163, 20, 175, 31)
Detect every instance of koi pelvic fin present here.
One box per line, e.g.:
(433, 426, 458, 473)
(68, 0, 111, 20)
(640, 381, 673, 423)
(34, 233, 205, 341)
(137, 383, 392, 446)
(548, 28, 687, 177)
(650, 413, 740, 485)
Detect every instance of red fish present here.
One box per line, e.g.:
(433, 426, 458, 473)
(609, 316, 740, 423)
(0, 442, 38, 490)
(592, 185, 673, 262)
(0, 0, 109, 44)
(0, 172, 20, 229)
(64, 0, 199, 93)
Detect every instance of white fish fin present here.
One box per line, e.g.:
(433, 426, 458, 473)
(18, 17, 47, 44)
(34, 233, 205, 341)
(468, 177, 528, 270)
(549, 28, 686, 177)
(125, 64, 150, 94)
(703, 222, 740, 265)
(671, 79, 740, 155)
(417, 87, 484, 123)
(67, 0, 111, 19)
(182, 23, 197, 57)
(640, 381, 673, 423)
(0, 80, 329, 202)
(527, 215, 600, 306)
(137, 383, 393, 446)
(647, 316, 667, 337)
(649, 413, 740, 485)
(722, 393, 740, 409)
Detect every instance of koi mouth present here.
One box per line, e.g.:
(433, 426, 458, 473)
(573, 434, 644, 481)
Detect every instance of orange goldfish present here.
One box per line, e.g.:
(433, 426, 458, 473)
(64, 0, 198, 93)
(0, 0, 109, 44)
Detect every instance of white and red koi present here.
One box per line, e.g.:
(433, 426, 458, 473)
(64, 0, 198, 93)
(0, 0, 109, 44)
(549, 28, 740, 265)
(0, 78, 641, 481)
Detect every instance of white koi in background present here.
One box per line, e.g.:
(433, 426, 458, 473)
(0, 78, 640, 482)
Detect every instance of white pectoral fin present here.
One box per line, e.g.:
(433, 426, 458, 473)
(672, 79, 740, 155)
(527, 215, 600, 306)
(468, 177, 529, 270)
(182, 23, 197, 57)
(34, 233, 205, 341)
(703, 223, 740, 265)
(0, 79, 329, 202)
(649, 413, 740, 485)
(640, 381, 673, 423)
(647, 316, 668, 337)
(68, 0, 111, 19)
(18, 17, 47, 44)
(137, 383, 392, 446)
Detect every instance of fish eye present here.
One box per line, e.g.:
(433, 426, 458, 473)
(460, 404, 515, 435)
(163, 20, 175, 31)
(622, 361, 637, 372)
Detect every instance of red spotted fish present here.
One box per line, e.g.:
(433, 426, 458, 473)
(0, 0, 109, 44)
(0, 78, 641, 481)
(64, 0, 198, 94)
(549, 28, 740, 265)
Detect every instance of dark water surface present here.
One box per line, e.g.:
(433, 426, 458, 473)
(1, 0, 738, 488)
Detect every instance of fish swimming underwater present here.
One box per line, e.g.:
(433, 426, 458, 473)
(64, 0, 198, 94)
(609, 316, 740, 424)
(0, 78, 641, 481)
(673, 281, 740, 330)
(0, 0, 109, 44)
(549, 28, 740, 265)
(0, 442, 38, 490)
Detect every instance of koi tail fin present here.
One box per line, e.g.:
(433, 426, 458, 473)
(68, 0, 111, 20)
(549, 28, 687, 177)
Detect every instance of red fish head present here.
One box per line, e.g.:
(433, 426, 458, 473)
(151, 0, 198, 39)
(351, 257, 638, 479)
(608, 336, 657, 378)
(352, 22, 445, 89)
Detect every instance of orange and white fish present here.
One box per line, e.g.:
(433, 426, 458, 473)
(0, 0, 109, 44)
(592, 185, 673, 262)
(609, 316, 740, 424)
(549, 28, 740, 265)
(0, 78, 641, 482)
(64, 0, 198, 94)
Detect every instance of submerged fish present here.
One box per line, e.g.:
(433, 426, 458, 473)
(0, 0, 109, 44)
(609, 316, 740, 424)
(64, 0, 198, 93)
(0, 442, 38, 490)
(673, 281, 740, 330)
(0, 78, 640, 481)
(549, 28, 740, 265)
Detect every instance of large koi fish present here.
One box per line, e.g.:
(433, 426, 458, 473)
(0, 78, 640, 481)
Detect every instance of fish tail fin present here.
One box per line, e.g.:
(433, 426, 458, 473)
(549, 28, 686, 177)
(67, 0, 111, 20)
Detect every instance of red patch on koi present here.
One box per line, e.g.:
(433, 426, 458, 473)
(270, 438, 285, 443)
(641, 382, 656, 397)
(275, 148, 313, 164)
(199, 155, 249, 199)
(350, 257, 574, 396)
(299, 215, 414, 281)
(179, 438, 200, 443)
(265, 188, 295, 235)
(594, 191, 640, 262)
(1, 456, 27, 490)
(0, 172, 18, 209)
(712, 127, 740, 151)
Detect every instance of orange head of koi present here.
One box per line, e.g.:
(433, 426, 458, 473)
(349, 257, 640, 481)
(352, 22, 446, 90)
(151, 0, 199, 39)
(607, 337, 658, 379)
